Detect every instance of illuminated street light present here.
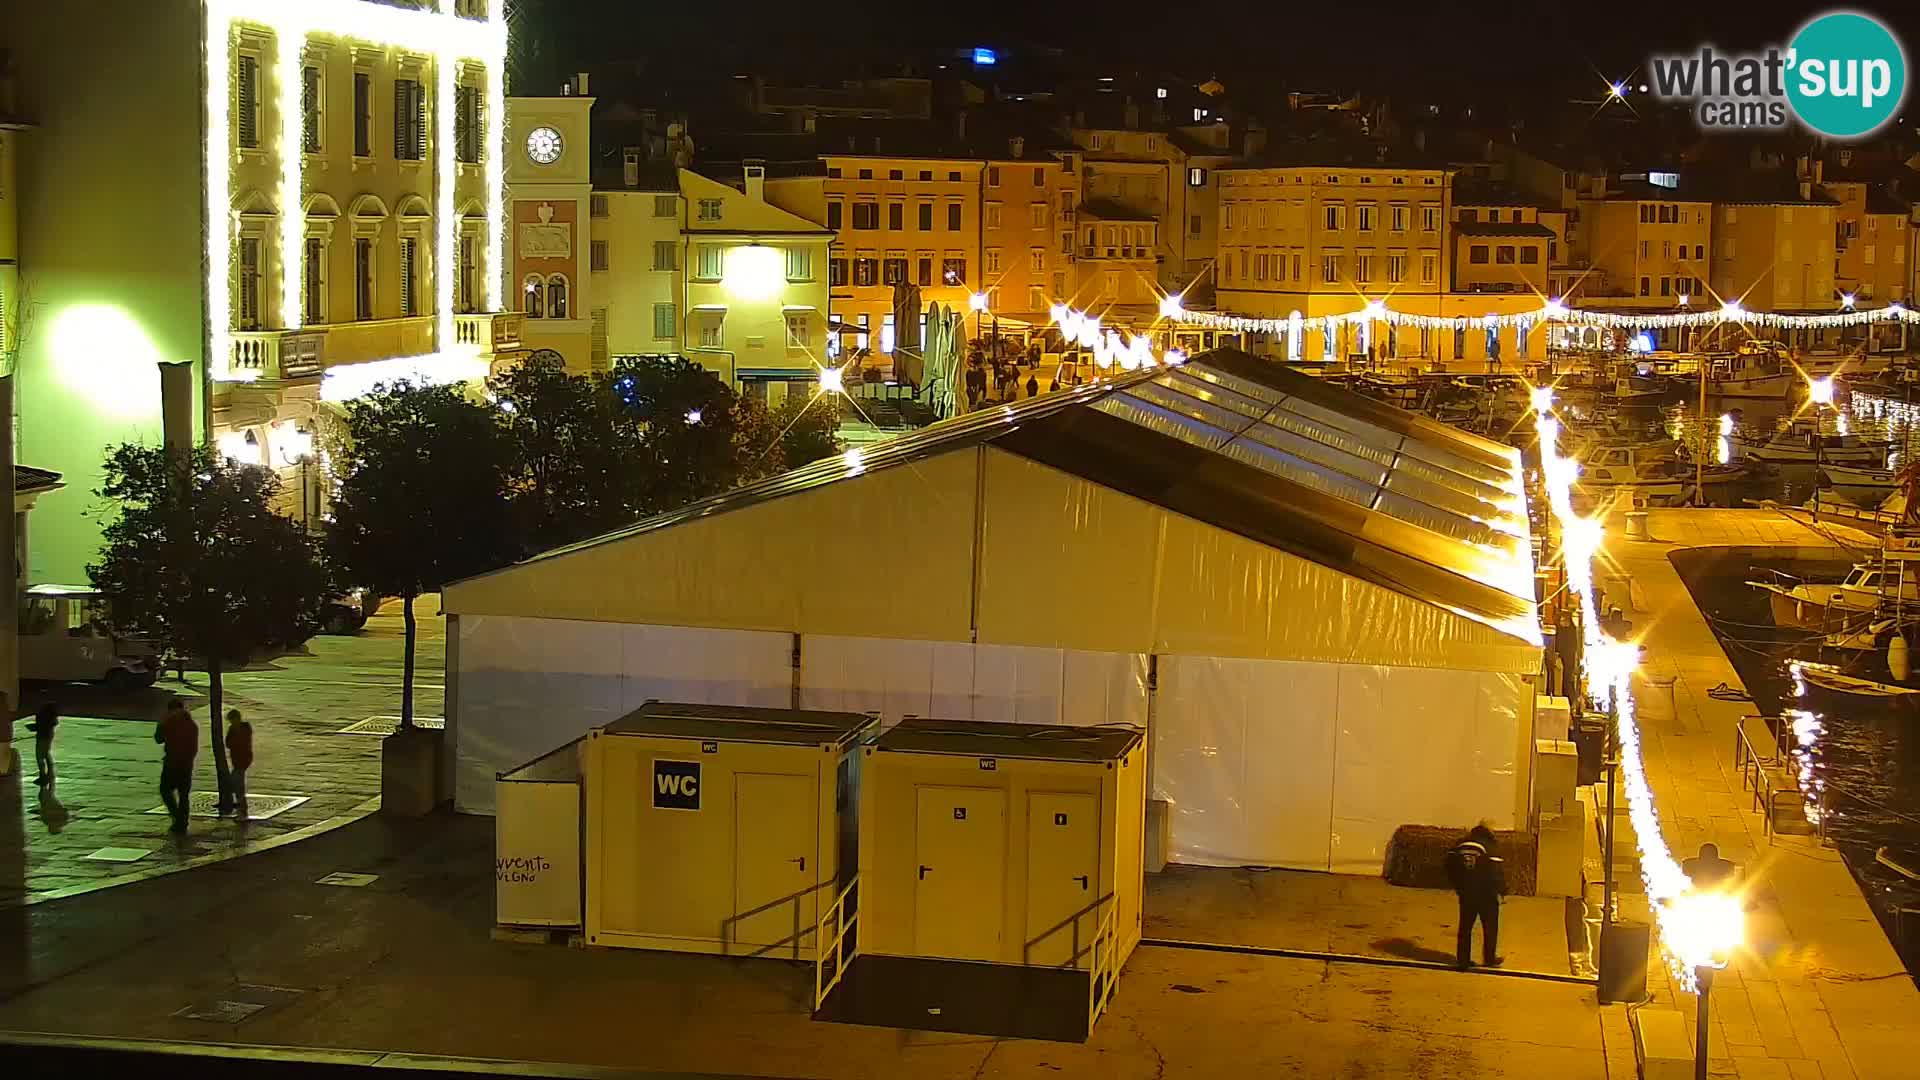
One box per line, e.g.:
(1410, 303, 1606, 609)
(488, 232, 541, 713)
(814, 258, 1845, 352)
(817, 366, 846, 395)
(1159, 293, 1185, 319)
(1529, 385, 1555, 414)
(1608, 81, 1627, 99)
(1807, 376, 1835, 406)
(968, 292, 990, 313)
(1720, 300, 1745, 319)
(685, 409, 703, 425)
(1841, 293, 1857, 310)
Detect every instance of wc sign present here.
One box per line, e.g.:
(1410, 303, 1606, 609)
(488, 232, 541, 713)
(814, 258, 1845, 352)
(652, 759, 702, 810)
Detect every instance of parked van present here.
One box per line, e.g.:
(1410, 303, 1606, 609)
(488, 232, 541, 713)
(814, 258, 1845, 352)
(20, 585, 162, 689)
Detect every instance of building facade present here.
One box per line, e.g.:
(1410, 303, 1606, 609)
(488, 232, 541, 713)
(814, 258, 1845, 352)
(8, 0, 523, 581)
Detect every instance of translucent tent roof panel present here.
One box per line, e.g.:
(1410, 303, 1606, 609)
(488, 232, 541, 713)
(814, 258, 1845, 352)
(467, 350, 1538, 645)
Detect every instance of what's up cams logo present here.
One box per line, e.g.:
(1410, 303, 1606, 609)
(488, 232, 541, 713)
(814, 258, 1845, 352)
(1649, 11, 1907, 138)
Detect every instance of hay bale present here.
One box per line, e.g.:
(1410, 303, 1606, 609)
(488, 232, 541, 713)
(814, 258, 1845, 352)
(1384, 824, 1537, 896)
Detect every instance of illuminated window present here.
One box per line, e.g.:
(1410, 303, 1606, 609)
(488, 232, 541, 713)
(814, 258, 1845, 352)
(301, 65, 322, 153)
(1189, 167, 1206, 187)
(785, 246, 813, 281)
(393, 78, 426, 161)
(881, 313, 895, 353)
(943, 256, 966, 283)
(547, 275, 569, 319)
(883, 254, 907, 285)
(236, 54, 261, 149)
(854, 255, 878, 287)
(699, 314, 723, 348)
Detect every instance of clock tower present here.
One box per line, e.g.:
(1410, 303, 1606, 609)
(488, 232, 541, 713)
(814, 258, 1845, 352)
(506, 78, 596, 371)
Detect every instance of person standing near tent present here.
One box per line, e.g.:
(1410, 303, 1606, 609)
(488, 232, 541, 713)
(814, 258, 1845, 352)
(1444, 824, 1506, 969)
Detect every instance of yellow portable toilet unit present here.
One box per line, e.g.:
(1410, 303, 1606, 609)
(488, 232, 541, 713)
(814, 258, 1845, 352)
(815, 718, 1146, 1042)
(583, 701, 874, 960)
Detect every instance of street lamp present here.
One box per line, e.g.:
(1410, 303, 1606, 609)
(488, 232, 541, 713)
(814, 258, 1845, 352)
(1664, 889, 1745, 1080)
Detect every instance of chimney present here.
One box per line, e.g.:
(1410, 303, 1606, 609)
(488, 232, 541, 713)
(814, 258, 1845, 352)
(623, 148, 641, 188)
(575, 72, 591, 96)
(744, 161, 766, 202)
(1009, 135, 1025, 159)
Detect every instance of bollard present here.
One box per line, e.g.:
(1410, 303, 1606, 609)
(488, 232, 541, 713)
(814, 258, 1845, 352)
(1625, 511, 1650, 541)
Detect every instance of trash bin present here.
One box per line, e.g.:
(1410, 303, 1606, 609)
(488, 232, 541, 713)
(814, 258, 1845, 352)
(1598, 920, 1652, 1003)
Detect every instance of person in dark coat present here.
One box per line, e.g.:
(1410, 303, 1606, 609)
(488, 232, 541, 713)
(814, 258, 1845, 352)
(1026, 372, 1040, 398)
(155, 698, 199, 834)
(27, 703, 58, 786)
(1444, 824, 1506, 969)
(1681, 842, 1736, 890)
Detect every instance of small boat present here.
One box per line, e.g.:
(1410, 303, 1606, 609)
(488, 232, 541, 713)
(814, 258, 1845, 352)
(1748, 563, 1917, 631)
(1848, 366, 1920, 403)
(1575, 441, 1696, 507)
(1789, 659, 1920, 698)
(1736, 420, 1890, 467)
(1819, 463, 1899, 503)
(1709, 350, 1798, 399)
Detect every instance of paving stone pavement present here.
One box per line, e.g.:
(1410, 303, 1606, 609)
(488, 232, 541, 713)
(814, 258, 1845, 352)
(1605, 508, 1920, 1080)
(0, 601, 445, 907)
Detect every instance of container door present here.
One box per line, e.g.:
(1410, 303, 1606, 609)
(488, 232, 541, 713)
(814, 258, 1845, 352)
(1024, 792, 1100, 968)
(732, 772, 817, 957)
(913, 785, 1006, 961)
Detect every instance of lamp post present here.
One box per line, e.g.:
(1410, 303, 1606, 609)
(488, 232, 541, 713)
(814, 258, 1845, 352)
(1695, 965, 1715, 1080)
(1808, 376, 1835, 524)
(969, 290, 993, 355)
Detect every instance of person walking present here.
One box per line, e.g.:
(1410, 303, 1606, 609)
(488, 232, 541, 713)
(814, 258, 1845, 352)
(1444, 824, 1506, 969)
(155, 698, 198, 834)
(27, 703, 58, 786)
(225, 708, 253, 822)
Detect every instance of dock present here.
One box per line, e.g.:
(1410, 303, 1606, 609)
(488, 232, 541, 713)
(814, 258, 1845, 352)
(1607, 507, 1918, 1079)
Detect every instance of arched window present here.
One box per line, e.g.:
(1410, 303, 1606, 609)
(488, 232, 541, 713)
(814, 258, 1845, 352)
(547, 274, 569, 320)
(523, 275, 545, 318)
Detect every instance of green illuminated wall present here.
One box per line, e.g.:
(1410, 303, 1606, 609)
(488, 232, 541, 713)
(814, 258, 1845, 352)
(10, 1, 207, 584)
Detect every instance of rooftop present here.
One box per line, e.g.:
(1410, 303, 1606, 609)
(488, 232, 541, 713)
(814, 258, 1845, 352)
(603, 701, 876, 749)
(1456, 221, 1557, 238)
(872, 717, 1142, 763)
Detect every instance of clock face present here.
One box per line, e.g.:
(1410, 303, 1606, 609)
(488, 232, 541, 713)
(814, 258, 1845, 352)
(526, 126, 563, 165)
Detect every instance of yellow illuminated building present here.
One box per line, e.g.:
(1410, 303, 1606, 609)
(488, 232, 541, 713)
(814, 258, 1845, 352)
(979, 145, 1077, 330)
(1824, 178, 1909, 305)
(1711, 193, 1837, 313)
(507, 89, 594, 370)
(804, 154, 984, 358)
(1572, 187, 1712, 310)
(8, 0, 522, 580)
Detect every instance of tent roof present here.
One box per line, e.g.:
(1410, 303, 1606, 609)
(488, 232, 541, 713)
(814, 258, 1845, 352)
(873, 718, 1143, 763)
(492, 349, 1537, 644)
(603, 701, 875, 749)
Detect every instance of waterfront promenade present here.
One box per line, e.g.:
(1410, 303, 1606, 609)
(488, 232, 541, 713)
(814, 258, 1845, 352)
(1609, 507, 1918, 1079)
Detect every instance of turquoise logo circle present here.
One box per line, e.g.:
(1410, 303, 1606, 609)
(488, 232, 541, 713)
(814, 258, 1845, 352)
(1787, 12, 1907, 138)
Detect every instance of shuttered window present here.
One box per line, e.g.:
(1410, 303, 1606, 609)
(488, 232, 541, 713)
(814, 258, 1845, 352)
(458, 235, 477, 313)
(355, 239, 374, 320)
(653, 303, 676, 340)
(353, 73, 372, 157)
(394, 78, 425, 161)
(301, 66, 322, 153)
(399, 238, 418, 316)
(304, 238, 326, 322)
(590, 307, 609, 368)
(236, 55, 260, 148)
(455, 84, 480, 163)
(237, 237, 261, 329)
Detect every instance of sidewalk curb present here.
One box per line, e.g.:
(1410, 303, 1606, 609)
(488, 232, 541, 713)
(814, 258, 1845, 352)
(1139, 936, 1597, 985)
(0, 795, 383, 911)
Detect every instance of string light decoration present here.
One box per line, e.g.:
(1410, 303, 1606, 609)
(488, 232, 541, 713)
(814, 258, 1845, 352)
(1172, 297, 1918, 337)
(1531, 390, 1744, 990)
(1050, 305, 1186, 370)
(205, 0, 510, 383)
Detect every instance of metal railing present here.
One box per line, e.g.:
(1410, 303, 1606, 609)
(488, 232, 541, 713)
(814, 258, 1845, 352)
(812, 876, 859, 1012)
(1733, 716, 1794, 840)
(1087, 903, 1120, 1033)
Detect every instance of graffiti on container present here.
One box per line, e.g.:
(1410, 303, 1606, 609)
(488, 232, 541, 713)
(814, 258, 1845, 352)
(496, 855, 553, 884)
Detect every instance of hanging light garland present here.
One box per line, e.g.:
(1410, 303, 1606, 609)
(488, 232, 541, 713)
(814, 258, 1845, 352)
(1050, 305, 1185, 370)
(1171, 298, 1915, 337)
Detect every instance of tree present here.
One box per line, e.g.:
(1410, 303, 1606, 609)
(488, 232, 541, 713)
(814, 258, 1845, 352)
(327, 381, 520, 729)
(89, 444, 331, 812)
(491, 355, 646, 550)
(609, 355, 754, 512)
(736, 391, 845, 482)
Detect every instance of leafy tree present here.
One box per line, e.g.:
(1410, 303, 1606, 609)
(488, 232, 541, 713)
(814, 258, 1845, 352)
(491, 356, 646, 549)
(327, 381, 521, 729)
(736, 391, 845, 481)
(609, 356, 752, 512)
(89, 444, 331, 812)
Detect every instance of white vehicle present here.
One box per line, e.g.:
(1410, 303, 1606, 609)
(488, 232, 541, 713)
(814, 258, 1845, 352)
(19, 585, 161, 689)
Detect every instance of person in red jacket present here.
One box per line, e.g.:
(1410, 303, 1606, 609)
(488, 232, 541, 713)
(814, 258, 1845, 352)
(154, 698, 198, 834)
(225, 709, 253, 822)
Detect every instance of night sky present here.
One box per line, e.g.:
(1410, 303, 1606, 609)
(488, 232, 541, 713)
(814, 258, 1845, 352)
(542, 0, 1920, 105)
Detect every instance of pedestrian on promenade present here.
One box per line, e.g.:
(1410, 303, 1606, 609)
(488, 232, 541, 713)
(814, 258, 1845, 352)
(1682, 842, 1737, 890)
(155, 697, 198, 834)
(1025, 372, 1039, 399)
(225, 708, 253, 821)
(1444, 823, 1506, 969)
(27, 703, 59, 785)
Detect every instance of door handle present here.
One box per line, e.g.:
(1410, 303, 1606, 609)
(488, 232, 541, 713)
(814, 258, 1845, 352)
(789, 856, 806, 871)
(1075, 874, 1089, 891)
(918, 865, 932, 880)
